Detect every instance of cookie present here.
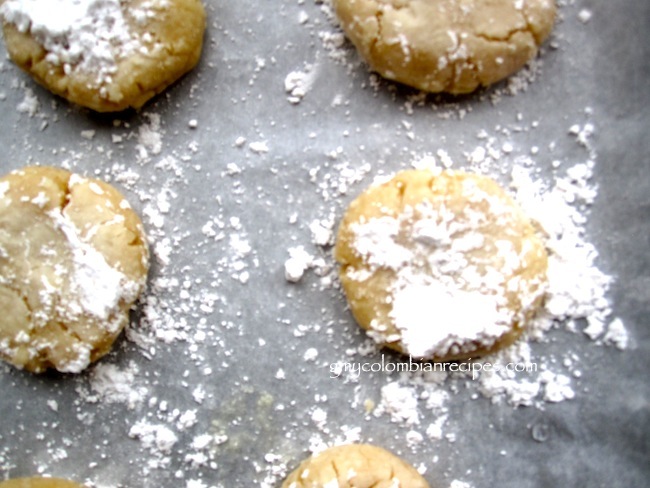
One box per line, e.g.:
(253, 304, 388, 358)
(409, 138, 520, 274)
(335, 169, 547, 361)
(333, 0, 556, 94)
(0, 0, 206, 112)
(282, 444, 429, 488)
(0, 478, 83, 488)
(0, 166, 149, 373)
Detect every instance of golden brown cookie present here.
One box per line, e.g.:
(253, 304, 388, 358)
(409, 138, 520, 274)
(0, 478, 83, 488)
(282, 444, 429, 488)
(333, 0, 556, 94)
(0, 0, 206, 112)
(0, 166, 149, 373)
(335, 169, 547, 361)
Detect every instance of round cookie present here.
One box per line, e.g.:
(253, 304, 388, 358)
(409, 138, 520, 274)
(0, 166, 149, 373)
(0, 0, 206, 112)
(335, 169, 547, 361)
(333, 0, 557, 94)
(282, 444, 429, 488)
(0, 478, 84, 488)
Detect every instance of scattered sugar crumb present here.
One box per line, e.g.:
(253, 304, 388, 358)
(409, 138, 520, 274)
(249, 140, 269, 154)
(285, 64, 318, 104)
(578, 9, 593, 23)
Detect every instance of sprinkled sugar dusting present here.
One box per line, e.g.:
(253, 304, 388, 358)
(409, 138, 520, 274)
(48, 207, 133, 323)
(392, 284, 507, 358)
(0, 0, 154, 85)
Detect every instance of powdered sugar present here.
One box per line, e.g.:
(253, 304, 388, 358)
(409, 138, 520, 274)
(129, 421, 178, 455)
(351, 216, 411, 269)
(82, 362, 148, 408)
(602, 317, 629, 350)
(47, 207, 135, 322)
(0, 0, 152, 86)
(374, 382, 420, 426)
(284, 64, 318, 104)
(392, 284, 508, 358)
(510, 162, 619, 346)
(284, 246, 315, 282)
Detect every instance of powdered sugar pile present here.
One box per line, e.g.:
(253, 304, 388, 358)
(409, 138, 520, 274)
(284, 64, 318, 104)
(80, 362, 148, 409)
(392, 284, 508, 358)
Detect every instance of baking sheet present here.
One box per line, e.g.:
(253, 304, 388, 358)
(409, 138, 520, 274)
(0, 0, 649, 487)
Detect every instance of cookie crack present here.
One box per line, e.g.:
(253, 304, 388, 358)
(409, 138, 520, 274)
(382, 0, 410, 11)
(473, 25, 533, 45)
(449, 53, 482, 93)
(369, 1, 412, 56)
(329, 460, 342, 484)
(369, 6, 385, 58)
(18, 290, 34, 324)
(521, 8, 549, 45)
(396, 180, 407, 209)
(60, 174, 73, 214)
(55, 320, 82, 343)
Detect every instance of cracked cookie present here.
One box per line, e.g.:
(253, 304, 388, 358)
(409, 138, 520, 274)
(282, 444, 429, 488)
(335, 169, 548, 361)
(0, 166, 149, 373)
(333, 0, 556, 94)
(0, 0, 206, 112)
(0, 478, 84, 488)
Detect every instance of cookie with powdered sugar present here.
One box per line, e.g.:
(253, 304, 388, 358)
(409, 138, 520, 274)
(0, 0, 206, 112)
(333, 0, 556, 94)
(0, 166, 149, 373)
(335, 169, 548, 362)
(282, 444, 430, 488)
